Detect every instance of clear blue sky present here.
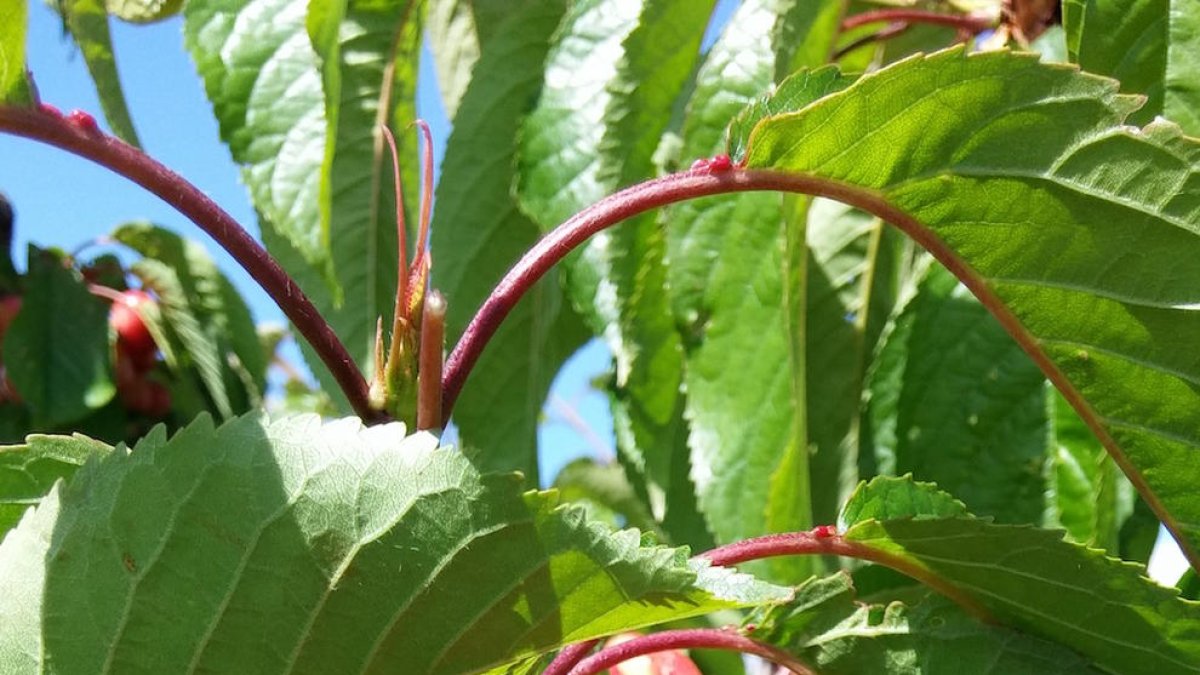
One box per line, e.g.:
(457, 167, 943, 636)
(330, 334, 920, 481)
(1, 3, 614, 483)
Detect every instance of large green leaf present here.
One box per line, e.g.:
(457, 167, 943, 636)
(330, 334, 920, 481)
(1064, 0, 1200, 132)
(424, 0, 513, 119)
(865, 264, 1050, 525)
(752, 572, 1098, 673)
(308, 0, 422, 384)
(431, 0, 587, 480)
(183, 0, 330, 287)
(838, 477, 1200, 674)
(516, 0, 712, 546)
(0, 434, 110, 538)
(805, 198, 906, 525)
(0, 0, 32, 105)
(741, 47, 1200, 568)
(4, 247, 115, 427)
(58, 0, 141, 146)
(0, 413, 789, 673)
(666, 0, 842, 582)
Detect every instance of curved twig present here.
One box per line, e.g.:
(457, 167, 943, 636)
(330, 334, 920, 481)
(0, 105, 381, 422)
(564, 628, 816, 675)
(542, 640, 599, 675)
(841, 8, 995, 34)
(440, 165, 1197, 573)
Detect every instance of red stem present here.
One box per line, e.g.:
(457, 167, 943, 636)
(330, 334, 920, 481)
(438, 164, 1198, 575)
(701, 529, 992, 620)
(0, 105, 381, 422)
(841, 9, 995, 33)
(542, 640, 599, 675)
(564, 629, 816, 675)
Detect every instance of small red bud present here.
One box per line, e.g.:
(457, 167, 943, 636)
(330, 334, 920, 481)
(707, 153, 733, 171)
(813, 524, 838, 539)
(66, 109, 100, 134)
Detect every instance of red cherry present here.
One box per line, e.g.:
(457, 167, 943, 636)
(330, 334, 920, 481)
(0, 295, 22, 338)
(110, 290, 157, 371)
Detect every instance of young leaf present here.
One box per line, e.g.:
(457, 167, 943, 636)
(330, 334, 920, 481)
(741, 46, 1200, 569)
(840, 476, 1200, 673)
(752, 572, 1098, 673)
(1064, 0, 1200, 132)
(0, 413, 789, 673)
(0, 0, 32, 105)
(58, 0, 142, 146)
(0, 434, 110, 537)
(432, 0, 588, 480)
(5, 246, 115, 427)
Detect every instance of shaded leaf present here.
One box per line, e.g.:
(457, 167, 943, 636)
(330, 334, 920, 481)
(0, 413, 789, 673)
(1064, 0, 1200, 132)
(552, 457, 662, 539)
(5, 246, 114, 427)
(840, 476, 1200, 674)
(753, 572, 1098, 674)
(0, 434, 110, 537)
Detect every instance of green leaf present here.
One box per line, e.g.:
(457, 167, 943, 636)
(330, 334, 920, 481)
(805, 198, 907, 525)
(307, 0, 422, 396)
(0, 0, 32, 105)
(552, 457, 663, 539)
(431, 0, 587, 480)
(727, 67, 855, 163)
(5, 246, 114, 427)
(753, 572, 1099, 674)
(840, 476, 1200, 673)
(864, 264, 1051, 524)
(0, 413, 789, 673)
(183, 0, 331, 286)
(667, 0, 837, 583)
(424, 0, 514, 119)
(1064, 0, 1200, 133)
(743, 46, 1200, 567)
(105, 0, 182, 23)
(516, 0, 713, 548)
(0, 434, 110, 537)
(58, 0, 142, 146)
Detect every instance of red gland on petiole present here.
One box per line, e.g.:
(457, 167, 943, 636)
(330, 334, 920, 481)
(66, 109, 101, 135)
(812, 524, 838, 539)
(689, 153, 734, 174)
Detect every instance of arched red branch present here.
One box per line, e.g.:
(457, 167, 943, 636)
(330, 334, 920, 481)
(563, 629, 815, 675)
(841, 9, 995, 34)
(0, 105, 382, 422)
(440, 165, 1197, 574)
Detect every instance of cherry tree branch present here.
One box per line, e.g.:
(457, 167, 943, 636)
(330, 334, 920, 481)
(0, 105, 381, 422)
(542, 640, 599, 675)
(563, 629, 816, 675)
(841, 8, 995, 34)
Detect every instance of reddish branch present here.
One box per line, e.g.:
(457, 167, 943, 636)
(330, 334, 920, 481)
(0, 105, 381, 422)
(563, 629, 816, 675)
(841, 8, 995, 34)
